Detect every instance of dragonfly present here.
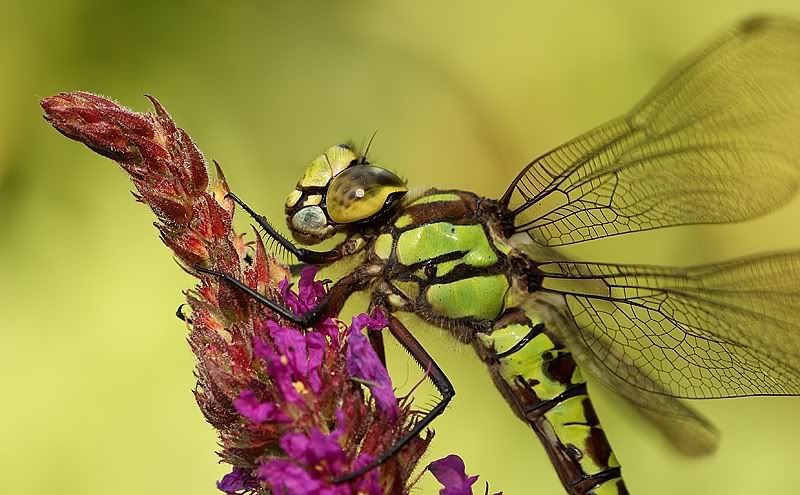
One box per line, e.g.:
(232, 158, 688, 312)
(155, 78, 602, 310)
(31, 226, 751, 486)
(197, 16, 800, 495)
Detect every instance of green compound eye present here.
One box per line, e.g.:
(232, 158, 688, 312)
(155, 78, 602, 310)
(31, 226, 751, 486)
(326, 165, 407, 224)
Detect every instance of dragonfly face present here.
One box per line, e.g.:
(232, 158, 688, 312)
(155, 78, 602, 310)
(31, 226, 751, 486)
(284, 144, 408, 245)
(204, 15, 800, 494)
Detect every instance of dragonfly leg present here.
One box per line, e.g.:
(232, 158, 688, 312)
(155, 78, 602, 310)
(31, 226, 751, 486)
(195, 265, 368, 327)
(367, 320, 387, 367)
(335, 311, 455, 483)
(175, 303, 191, 324)
(227, 192, 354, 265)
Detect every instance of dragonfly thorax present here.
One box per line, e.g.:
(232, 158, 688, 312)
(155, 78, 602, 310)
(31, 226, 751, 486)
(368, 189, 517, 334)
(284, 144, 407, 245)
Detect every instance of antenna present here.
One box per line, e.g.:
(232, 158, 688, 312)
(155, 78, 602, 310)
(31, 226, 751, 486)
(360, 130, 378, 164)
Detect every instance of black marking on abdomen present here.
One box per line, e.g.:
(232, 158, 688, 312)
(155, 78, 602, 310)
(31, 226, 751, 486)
(495, 323, 545, 359)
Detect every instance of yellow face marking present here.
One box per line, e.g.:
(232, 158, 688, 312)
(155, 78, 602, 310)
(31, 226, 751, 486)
(297, 145, 358, 189)
(324, 145, 357, 178)
(299, 155, 334, 188)
(302, 194, 322, 206)
(286, 189, 302, 209)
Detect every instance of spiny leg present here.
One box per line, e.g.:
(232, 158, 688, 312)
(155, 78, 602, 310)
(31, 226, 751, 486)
(195, 265, 368, 328)
(335, 310, 455, 483)
(227, 192, 349, 265)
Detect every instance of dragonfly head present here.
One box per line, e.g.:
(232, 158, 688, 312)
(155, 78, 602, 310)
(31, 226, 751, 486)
(285, 144, 408, 245)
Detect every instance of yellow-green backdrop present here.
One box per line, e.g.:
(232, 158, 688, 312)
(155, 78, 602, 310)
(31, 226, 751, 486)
(2, 1, 800, 494)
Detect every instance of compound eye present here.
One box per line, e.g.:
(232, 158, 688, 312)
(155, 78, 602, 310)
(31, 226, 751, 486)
(327, 165, 407, 224)
(291, 205, 332, 241)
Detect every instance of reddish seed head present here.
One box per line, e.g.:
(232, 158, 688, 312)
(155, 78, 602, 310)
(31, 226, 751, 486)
(41, 92, 440, 494)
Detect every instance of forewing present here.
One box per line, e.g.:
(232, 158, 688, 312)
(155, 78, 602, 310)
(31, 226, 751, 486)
(536, 253, 800, 401)
(503, 16, 800, 246)
(538, 296, 720, 455)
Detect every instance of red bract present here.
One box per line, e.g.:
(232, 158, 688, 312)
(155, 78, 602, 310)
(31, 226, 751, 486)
(41, 93, 433, 494)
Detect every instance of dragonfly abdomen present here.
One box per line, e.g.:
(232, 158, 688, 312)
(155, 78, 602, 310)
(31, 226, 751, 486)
(477, 307, 629, 495)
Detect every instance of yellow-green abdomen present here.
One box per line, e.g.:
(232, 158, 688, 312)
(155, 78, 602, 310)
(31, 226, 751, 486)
(477, 307, 628, 495)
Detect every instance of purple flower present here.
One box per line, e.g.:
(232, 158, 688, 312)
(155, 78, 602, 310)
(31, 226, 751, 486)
(428, 455, 501, 495)
(217, 467, 259, 494)
(250, 319, 328, 408)
(280, 428, 346, 472)
(253, 336, 304, 406)
(234, 390, 289, 424)
(345, 310, 399, 420)
(258, 415, 382, 495)
(280, 265, 327, 315)
(259, 460, 326, 495)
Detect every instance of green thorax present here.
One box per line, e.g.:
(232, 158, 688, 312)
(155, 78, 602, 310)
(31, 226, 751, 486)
(369, 189, 512, 325)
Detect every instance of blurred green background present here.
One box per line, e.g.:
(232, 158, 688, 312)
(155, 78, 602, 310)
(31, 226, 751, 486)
(3, 1, 800, 494)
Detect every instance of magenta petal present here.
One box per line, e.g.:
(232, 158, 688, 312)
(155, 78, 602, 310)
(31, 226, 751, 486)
(307, 428, 347, 471)
(234, 390, 288, 424)
(297, 265, 326, 308)
(216, 467, 259, 494)
(254, 337, 303, 405)
(268, 321, 310, 377)
(350, 308, 389, 334)
(279, 278, 303, 315)
(278, 427, 347, 471)
(317, 318, 341, 346)
(305, 332, 325, 393)
(428, 455, 480, 495)
(279, 431, 312, 461)
(346, 323, 399, 421)
(259, 460, 324, 495)
(351, 453, 382, 495)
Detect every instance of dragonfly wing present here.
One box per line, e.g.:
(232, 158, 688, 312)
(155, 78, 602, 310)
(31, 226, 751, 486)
(539, 295, 720, 455)
(523, 252, 800, 451)
(502, 16, 800, 246)
(536, 253, 800, 398)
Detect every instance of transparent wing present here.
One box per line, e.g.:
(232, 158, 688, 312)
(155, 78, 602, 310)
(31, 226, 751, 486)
(536, 253, 800, 401)
(513, 242, 720, 454)
(537, 295, 720, 455)
(502, 16, 800, 246)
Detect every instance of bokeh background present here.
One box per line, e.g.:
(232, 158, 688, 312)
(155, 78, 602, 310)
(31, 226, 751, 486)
(3, 1, 800, 494)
